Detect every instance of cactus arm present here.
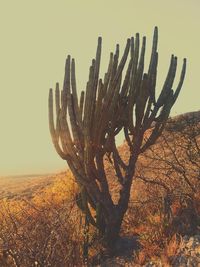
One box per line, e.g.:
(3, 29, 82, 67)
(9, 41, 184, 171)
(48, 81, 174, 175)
(113, 155, 124, 185)
(83, 63, 95, 176)
(79, 90, 85, 120)
(87, 37, 102, 145)
(156, 55, 177, 107)
(102, 52, 114, 97)
(148, 26, 158, 79)
(92, 37, 102, 99)
(113, 141, 127, 169)
(55, 82, 60, 117)
(136, 36, 146, 89)
(120, 60, 132, 98)
(107, 74, 122, 123)
(48, 88, 67, 159)
(110, 44, 120, 84)
(63, 57, 82, 156)
(135, 73, 149, 129)
(172, 58, 187, 104)
(71, 58, 83, 131)
(80, 187, 97, 227)
(140, 89, 175, 153)
(128, 33, 140, 133)
(95, 202, 103, 231)
(93, 79, 104, 144)
(124, 126, 133, 152)
(83, 62, 95, 130)
(142, 27, 158, 124)
(63, 56, 79, 146)
(134, 37, 147, 131)
(62, 55, 71, 112)
(143, 52, 158, 124)
(132, 33, 140, 76)
(95, 79, 104, 122)
(148, 53, 158, 105)
(59, 106, 85, 177)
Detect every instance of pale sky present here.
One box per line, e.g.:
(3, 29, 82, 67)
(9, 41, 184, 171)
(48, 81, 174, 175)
(0, 0, 199, 175)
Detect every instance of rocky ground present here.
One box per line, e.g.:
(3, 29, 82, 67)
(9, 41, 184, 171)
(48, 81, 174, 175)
(96, 235, 200, 267)
(170, 235, 200, 267)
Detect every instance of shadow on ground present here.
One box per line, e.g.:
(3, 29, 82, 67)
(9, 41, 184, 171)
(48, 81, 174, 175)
(91, 235, 140, 266)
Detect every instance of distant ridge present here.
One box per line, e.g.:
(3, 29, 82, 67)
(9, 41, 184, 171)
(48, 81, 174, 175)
(164, 110, 200, 131)
(169, 110, 200, 123)
(1, 173, 53, 179)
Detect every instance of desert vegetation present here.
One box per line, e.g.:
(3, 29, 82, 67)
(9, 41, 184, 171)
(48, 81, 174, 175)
(48, 26, 186, 249)
(0, 114, 199, 266)
(0, 172, 83, 266)
(1, 28, 200, 266)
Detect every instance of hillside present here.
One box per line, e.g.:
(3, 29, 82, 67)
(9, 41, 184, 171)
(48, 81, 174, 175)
(0, 111, 199, 266)
(0, 173, 55, 200)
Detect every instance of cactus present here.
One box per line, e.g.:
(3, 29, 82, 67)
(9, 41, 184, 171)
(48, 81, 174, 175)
(48, 27, 186, 246)
(76, 186, 96, 227)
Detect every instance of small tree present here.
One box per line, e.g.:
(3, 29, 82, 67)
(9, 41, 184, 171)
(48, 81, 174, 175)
(48, 27, 186, 247)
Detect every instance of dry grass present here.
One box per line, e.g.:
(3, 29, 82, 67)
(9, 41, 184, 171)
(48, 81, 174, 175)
(0, 172, 83, 267)
(0, 116, 199, 266)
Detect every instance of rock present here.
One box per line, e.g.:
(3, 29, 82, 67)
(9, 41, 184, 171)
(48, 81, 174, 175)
(186, 237, 194, 248)
(171, 235, 200, 267)
(96, 235, 200, 266)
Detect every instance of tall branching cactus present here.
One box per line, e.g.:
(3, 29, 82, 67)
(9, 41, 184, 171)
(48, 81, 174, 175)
(48, 27, 186, 246)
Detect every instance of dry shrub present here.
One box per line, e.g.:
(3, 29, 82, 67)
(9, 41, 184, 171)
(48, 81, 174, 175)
(0, 172, 84, 267)
(134, 250, 146, 266)
(164, 234, 181, 258)
(160, 234, 183, 266)
(0, 117, 200, 266)
(121, 118, 200, 265)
